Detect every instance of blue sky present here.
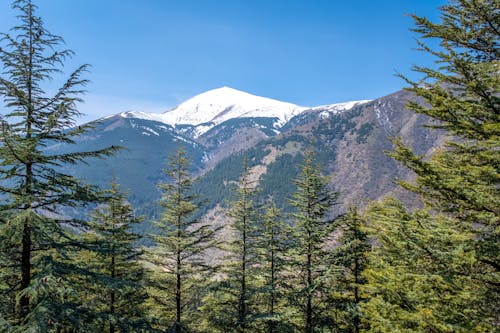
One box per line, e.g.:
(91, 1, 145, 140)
(0, 0, 445, 123)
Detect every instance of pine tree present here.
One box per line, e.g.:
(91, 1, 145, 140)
(0, 0, 117, 330)
(146, 147, 218, 332)
(200, 159, 259, 333)
(365, 0, 499, 330)
(330, 207, 370, 333)
(81, 182, 148, 332)
(254, 199, 293, 333)
(288, 149, 338, 333)
(363, 198, 481, 332)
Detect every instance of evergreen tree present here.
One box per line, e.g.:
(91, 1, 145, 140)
(363, 0, 499, 330)
(254, 199, 293, 333)
(81, 182, 148, 332)
(200, 159, 259, 333)
(146, 147, 218, 332)
(330, 207, 370, 333)
(288, 149, 338, 333)
(363, 198, 481, 332)
(0, 0, 117, 330)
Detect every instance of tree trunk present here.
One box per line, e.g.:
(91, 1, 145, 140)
(306, 213, 313, 333)
(269, 229, 276, 333)
(110, 255, 115, 333)
(306, 250, 312, 333)
(353, 255, 360, 333)
(176, 248, 181, 333)
(19, 4, 35, 319)
(20, 217, 31, 318)
(239, 213, 247, 333)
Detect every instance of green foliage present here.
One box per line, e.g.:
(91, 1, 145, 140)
(257, 153, 302, 209)
(330, 207, 370, 333)
(78, 182, 149, 332)
(1, 1, 496, 332)
(200, 159, 260, 333)
(0, 0, 117, 330)
(253, 200, 295, 333)
(288, 149, 339, 333)
(363, 199, 483, 332)
(145, 147, 218, 332)
(362, 0, 500, 330)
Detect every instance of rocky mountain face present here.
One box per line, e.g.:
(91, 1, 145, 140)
(58, 87, 443, 230)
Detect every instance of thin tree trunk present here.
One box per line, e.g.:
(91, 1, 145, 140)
(175, 161, 182, 333)
(239, 212, 247, 333)
(306, 250, 312, 333)
(306, 202, 313, 333)
(269, 228, 276, 333)
(353, 255, 360, 333)
(20, 217, 31, 317)
(110, 254, 115, 333)
(176, 231, 181, 333)
(20, 4, 35, 318)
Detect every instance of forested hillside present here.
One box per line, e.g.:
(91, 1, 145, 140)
(0, 0, 497, 332)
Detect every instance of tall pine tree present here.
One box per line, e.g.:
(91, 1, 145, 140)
(330, 207, 370, 333)
(362, 0, 499, 330)
(288, 149, 338, 333)
(254, 199, 293, 333)
(200, 159, 259, 333)
(363, 198, 480, 332)
(146, 147, 218, 332)
(0, 0, 117, 330)
(81, 182, 148, 332)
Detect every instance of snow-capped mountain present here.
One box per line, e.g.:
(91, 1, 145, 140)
(116, 87, 369, 138)
(60, 88, 444, 233)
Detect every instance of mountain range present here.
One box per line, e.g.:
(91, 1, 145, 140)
(57, 86, 443, 232)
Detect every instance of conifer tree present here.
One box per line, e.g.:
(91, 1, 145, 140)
(288, 149, 338, 333)
(254, 199, 293, 333)
(200, 159, 259, 333)
(82, 182, 148, 333)
(330, 207, 370, 333)
(363, 198, 481, 332)
(146, 147, 217, 332)
(0, 0, 117, 330)
(363, 0, 499, 330)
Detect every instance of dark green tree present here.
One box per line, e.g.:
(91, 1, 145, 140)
(146, 147, 218, 332)
(81, 182, 148, 333)
(330, 207, 370, 333)
(200, 159, 259, 333)
(288, 149, 338, 333)
(363, 198, 479, 332)
(254, 199, 293, 333)
(0, 0, 117, 330)
(364, 0, 499, 330)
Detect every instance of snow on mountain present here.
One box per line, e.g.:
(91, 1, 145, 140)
(121, 87, 306, 130)
(165, 86, 307, 126)
(117, 87, 370, 137)
(311, 100, 371, 113)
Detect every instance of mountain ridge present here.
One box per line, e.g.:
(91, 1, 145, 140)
(57, 88, 444, 234)
(103, 87, 370, 138)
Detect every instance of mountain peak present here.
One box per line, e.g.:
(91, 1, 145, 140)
(169, 86, 270, 112)
(159, 87, 307, 128)
(116, 87, 369, 138)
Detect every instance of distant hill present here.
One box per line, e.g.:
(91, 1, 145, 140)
(52, 87, 443, 233)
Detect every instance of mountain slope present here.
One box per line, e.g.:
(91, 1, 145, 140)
(115, 87, 369, 139)
(47, 88, 446, 234)
(119, 87, 306, 137)
(193, 89, 443, 217)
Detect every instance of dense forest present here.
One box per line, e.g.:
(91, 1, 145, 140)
(0, 0, 498, 332)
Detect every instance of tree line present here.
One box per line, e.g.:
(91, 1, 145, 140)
(0, 0, 498, 332)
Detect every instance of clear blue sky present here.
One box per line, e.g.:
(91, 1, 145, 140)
(0, 0, 446, 123)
